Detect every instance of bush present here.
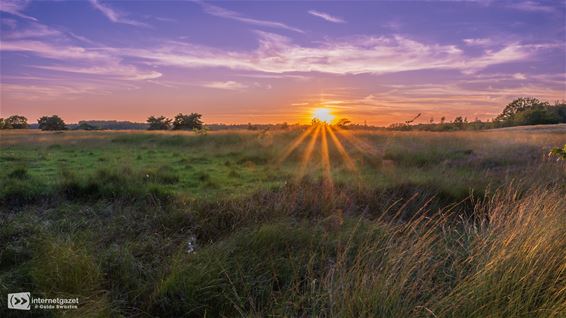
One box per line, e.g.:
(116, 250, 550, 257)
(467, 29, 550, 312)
(0, 175, 47, 207)
(172, 113, 203, 130)
(2, 115, 28, 129)
(38, 115, 67, 131)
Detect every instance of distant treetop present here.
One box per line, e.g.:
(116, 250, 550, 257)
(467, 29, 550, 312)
(1, 115, 28, 129)
(172, 113, 203, 130)
(147, 115, 172, 130)
(38, 115, 67, 131)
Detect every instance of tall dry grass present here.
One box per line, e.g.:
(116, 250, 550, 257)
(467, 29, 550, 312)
(151, 184, 565, 317)
(318, 185, 566, 317)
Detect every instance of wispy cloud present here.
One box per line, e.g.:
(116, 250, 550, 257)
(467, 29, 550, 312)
(125, 32, 555, 75)
(507, 1, 555, 13)
(308, 10, 345, 23)
(34, 64, 162, 81)
(2, 28, 558, 85)
(202, 81, 248, 90)
(0, 0, 37, 21)
(463, 38, 493, 46)
(2, 21, 100, 47)
(1, 83, 107, 101)
(196, 1, 303, 33)
(2, 22, 62, 39)
(1, 76, 143, 102)
(1, 40, 161, 80)
(1, 40, 108, 60)
(89, 0, 148, 27)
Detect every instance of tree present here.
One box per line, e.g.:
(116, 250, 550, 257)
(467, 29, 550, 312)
(336, 118, 351, 129)
(514, 108, 561, 125)
(38, 115, 67, 131)
(172, 113, 203, 130)
(311, 118, 322, 126)
(4, 115, 28, 129)
(147, 116, 172, 130)
(495, 97, 549, 122)
(553, 101, 566, 122)
(0, 118, 4, 129)
(453, 116, 464, 129)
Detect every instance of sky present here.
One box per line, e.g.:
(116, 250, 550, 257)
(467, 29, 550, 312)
(1, 0, 565, 125)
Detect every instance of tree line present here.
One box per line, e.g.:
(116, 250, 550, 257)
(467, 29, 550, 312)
(0, 113, 204, 131)
(387, 97, 566, 131)
(2, 98, 565, 131)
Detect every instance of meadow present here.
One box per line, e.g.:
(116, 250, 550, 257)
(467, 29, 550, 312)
(1, 127, 565, 317)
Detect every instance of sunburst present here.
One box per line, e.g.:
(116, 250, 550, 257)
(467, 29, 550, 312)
(278, 119, 363, 189)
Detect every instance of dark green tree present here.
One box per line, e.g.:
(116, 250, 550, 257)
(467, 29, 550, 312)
(495, 97, 549, 122)
(553, 101, 566, 122)
(147, 116, 172, 130)
(38, 115, 67, 131)
(514, 108, 561, 125)
(172, 113, 203, 130)
(4, 115, 28, 129)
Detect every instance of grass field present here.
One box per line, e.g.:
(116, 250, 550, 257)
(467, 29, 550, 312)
(1, 128, 565, 317)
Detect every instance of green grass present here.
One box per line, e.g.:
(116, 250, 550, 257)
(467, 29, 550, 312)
(0, 129, 565, 317)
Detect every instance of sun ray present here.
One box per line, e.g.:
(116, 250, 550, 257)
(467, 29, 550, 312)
(297, 125, 321, 180)
(333, 127, 380, 157)
(277, 126, 315, 164)
(321, 125, 333, 188)
(327, 126, 357, 171)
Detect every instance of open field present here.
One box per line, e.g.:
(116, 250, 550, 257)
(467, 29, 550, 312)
(1, 128, 565, 317)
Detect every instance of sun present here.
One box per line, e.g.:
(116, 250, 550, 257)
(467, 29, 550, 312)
(312, 108, 335, 124)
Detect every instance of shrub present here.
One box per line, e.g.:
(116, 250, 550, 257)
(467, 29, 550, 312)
(0, 176, 47, 207)
(2, 115, 28, 129)
(38, 115, 67, 131)
(147, 115, 172, 130)
(7, 166, 29, 179)
(172, 113, 203, 130)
